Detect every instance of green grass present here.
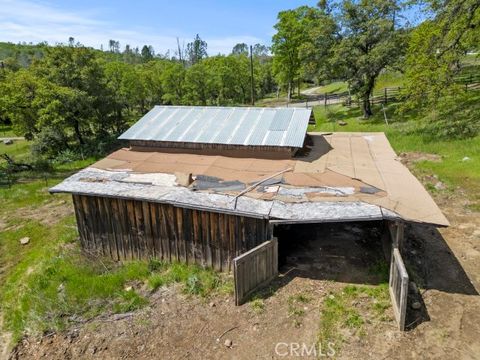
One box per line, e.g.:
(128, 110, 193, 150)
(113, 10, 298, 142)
(147, 261, 233, 297)
(314, 81, 349, 94)
(374, 71, 405, 90)
(0, 140, 31, 162)
(310, 103, 480, 198)
(0, 173, 232, 345)
(0, 125, 16, 137)
(318, 284, 390, 351)
(287, 293, 312, 327)
(250, 297, 266, 314)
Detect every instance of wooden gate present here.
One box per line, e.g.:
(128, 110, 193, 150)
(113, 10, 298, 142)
(234, 238, 278, 305)
(389, 247, 409, 331)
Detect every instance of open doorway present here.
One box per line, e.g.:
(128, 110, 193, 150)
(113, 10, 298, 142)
(273, 221, 388, 285)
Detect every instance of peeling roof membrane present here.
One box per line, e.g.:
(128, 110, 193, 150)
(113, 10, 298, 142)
(50, 132, 449, 227)
(277, 186, 355, 197)
(118, 106, 311, 148)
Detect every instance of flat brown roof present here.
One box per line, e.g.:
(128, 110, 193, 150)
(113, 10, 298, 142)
(51, 132, 449, 226)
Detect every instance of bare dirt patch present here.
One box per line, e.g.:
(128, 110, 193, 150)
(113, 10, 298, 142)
(398, 152, 443, 165)
(15, 200, 73, 227)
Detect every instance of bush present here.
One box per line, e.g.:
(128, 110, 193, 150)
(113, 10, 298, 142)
(31, 157, 53, 172)
(420, 92, 480, 140)
(31, 127, 69, 158)
(54, 149, 79, 164)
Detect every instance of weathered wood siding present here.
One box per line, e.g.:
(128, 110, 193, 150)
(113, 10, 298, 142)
(129, 139, 296, 154)
(72, 194, 271, 271)
(233, 238, 278, 305)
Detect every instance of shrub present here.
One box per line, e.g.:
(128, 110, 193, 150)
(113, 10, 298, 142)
(54, 149, 79, 164)
(420, 92, 480, 140)
(31, 127, 69, 157)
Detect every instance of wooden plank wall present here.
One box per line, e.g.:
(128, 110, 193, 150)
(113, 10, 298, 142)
(72, 194, 270, 271)
(233, 238, 278, 305)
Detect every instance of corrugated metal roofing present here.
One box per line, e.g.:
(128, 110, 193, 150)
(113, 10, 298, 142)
(118, 106, 311, 148)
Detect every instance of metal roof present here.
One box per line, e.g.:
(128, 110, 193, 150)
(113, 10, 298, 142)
(118, 106, 311, 148)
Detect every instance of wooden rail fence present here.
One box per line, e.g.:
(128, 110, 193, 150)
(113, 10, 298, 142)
(234, 238, 278, 305)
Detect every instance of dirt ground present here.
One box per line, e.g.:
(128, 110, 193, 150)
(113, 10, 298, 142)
(5, 162, 480, 359)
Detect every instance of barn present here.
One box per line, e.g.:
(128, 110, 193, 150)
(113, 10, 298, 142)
(50, 105, 448, 329)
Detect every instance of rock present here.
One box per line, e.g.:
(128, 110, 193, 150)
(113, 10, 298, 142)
(462, 156, 471, 162)
(209, 301, 216, 307)
(19, 237, 30, 245)
(124, 285, 133, 292)
(434, 181, 446, 190)
(3, 139, 13, 145)
(338, 120, 348, 126)
(224, 339, 233, 348)
(411, 301, 422, 310)
(91, 346, 97, 355)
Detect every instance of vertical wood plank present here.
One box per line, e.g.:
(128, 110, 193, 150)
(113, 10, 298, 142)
(125, 200, 137, 259)
(142, 201, 154, 258)
(103, 197, 119, 261)
(192, 210, 200, 266)
(150, 203, 164, 260)
(72, 195, 86, 248)
(110, 198, 124, 260)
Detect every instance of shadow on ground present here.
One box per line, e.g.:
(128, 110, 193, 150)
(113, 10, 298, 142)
(250, 221, 477, 331)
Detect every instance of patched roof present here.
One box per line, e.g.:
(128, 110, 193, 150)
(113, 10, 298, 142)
(118, 106, 311, 148)
(50, 132, 449, 227)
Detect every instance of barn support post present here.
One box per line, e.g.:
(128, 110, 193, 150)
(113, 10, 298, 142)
(387, 220, 405, 253)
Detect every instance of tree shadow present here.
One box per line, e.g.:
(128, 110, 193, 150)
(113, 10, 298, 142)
(295, 134, 333, 162)
(404, 223, 478, 295)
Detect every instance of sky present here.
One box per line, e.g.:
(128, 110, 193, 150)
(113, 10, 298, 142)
(0, 0, 320, 55)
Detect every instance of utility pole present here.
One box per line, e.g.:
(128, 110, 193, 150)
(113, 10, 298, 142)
(250, 45, 255, 105)
(177, 37, 185, 67)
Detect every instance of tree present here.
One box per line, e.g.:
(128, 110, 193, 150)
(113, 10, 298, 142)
(183, 62, 209, 105)
(298, 7, 338, 83)
(141, 45, 155, 62)
(31, 46, 109, 144)
(232, 43, 249, 55)
(109, 39, 120, 53)
(0, 69, 45, 138)
(398, 0, 480, 139)
(331, 0, 404, 118)
(160, 62, 185, 104)
(271, 7, 310, 101)
(186, 34, 208, 65)
(252, 44, 270, 58)
(402, 0, 480, 111)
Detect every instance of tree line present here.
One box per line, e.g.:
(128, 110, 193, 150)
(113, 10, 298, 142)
(0, 36, 275, 158)
(0, 0, 479, 162)
(270, 0, 479, 128)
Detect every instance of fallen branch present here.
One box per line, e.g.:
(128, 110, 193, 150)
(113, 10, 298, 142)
(216, 325, 239, 342)
(1, 153, 33, 172)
